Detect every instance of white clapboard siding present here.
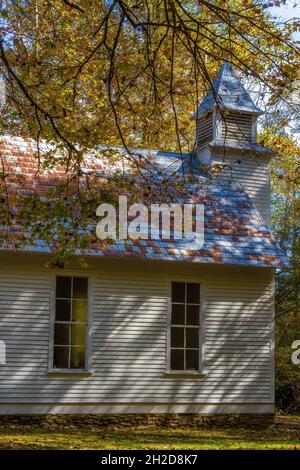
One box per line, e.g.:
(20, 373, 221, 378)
(0, 258, 274, 408)
(211, 152, 271, 225)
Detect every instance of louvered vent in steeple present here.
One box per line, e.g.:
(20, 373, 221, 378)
(197, 112, 214, 147)
(221, 112, 253, 142)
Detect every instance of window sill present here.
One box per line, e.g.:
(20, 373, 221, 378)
(47, 369, 93, 377)
(163, 371, 207, 379)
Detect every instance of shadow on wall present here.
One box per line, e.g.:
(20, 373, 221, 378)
(0, 269, 273, 410)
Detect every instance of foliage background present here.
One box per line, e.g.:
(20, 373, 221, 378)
(262, 131, 300, 413)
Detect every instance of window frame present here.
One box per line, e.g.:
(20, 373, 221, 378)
(48, 272, 93, 375)
(167, 280, 206, 376)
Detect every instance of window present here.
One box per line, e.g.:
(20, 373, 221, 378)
(53, 276, 88, 369)
(170, 282, 201, 372)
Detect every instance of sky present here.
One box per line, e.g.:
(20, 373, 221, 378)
(268, 0, 300, 40)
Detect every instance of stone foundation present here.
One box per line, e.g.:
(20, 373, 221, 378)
(0, 413, 275, 430)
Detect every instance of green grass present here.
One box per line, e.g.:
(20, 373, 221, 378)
(0, 416, 299, 450)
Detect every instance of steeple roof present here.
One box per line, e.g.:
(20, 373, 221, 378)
(196, 61, 263, 115)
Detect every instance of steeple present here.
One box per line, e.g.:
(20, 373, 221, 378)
(193, 61, 273, 226)
(193, 61, 264, 150)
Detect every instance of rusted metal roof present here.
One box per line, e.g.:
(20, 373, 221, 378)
(0, 136, 289, 269)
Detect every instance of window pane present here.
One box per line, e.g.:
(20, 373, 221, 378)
(72, 299, 87, 322)
(171, 304, 185, 325)
(186, 305, 199, 325)
(54, 323, 69, 345)
(171, 282, 185, 303)
(186, 328, 199, 348)
(53, 346, 69, 368)
(55, 299, 71, 321)
(70, 346, 85, 369)
(187, 283, 200, 304)
(186, 349, 199, 371)
(171, 349, 184, 370)
(171, 327, 184, 348)
(56, 276, 71, 298)
(71, 324, 86, 346)
(73, 277, 88, 299)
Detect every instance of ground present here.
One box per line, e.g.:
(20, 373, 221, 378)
(0, 415, 299, 450)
